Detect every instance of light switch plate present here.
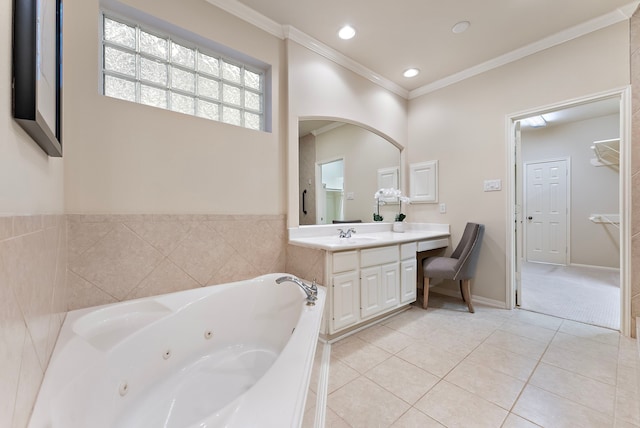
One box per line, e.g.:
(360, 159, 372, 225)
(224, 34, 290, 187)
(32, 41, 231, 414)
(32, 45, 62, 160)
(483, 179, 502, 192)
(346, 192, 355, 200)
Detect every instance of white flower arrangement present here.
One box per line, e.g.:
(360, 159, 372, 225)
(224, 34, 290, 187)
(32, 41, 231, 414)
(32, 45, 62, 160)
(374, 188, 410, 222)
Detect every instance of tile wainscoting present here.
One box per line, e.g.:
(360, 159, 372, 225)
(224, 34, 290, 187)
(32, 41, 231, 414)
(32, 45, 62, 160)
(67, 214, 288, 310)
(0, 215, 67, 428)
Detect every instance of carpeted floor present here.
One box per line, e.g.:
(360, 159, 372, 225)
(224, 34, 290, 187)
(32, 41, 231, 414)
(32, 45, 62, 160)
(520, 262, 620, 330)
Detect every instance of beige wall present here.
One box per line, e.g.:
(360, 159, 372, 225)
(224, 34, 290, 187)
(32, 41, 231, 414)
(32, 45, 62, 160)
(63, 0, 285, 215)
(408, 23, 629, 304)
(287, 40, 409, 227)
(522, 114, 620, 268)
(630, 9, 640, 337)
(0, 0, 68, 423)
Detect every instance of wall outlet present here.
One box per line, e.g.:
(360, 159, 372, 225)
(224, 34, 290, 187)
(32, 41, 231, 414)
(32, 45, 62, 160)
(346, 192, 355, 200)
(483, 179, 502, 192)
(439, 203, 446, 213)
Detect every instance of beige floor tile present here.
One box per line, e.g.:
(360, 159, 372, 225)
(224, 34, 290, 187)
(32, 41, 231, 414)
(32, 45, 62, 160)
(501, 413, 541, 427)
(551, 331, 619, 360)
(326, 358, 360, 394)
(483, 330, 549, 360)
(328, 377, 410, 428)
(365, 356, 439, 404)
(529, 362, 615, 416)
(498, 319, 557, 344)
(444, 360, 525, 410)
(511, 310, 564, 331)
(301, 404, 316, 428)
(420, 327, 485, 357)
(396, 341, 464, 377)
(617, 363, 640, 394)
(355, 324, 414, 354)
(385, 318, 431, 339)
(414, 380, 508, 427)
(465, 342, 538, 381)
(305, 389, 317, 412)
(542, 341, 617, 385)
(390, 408, 444, 427)
(513, 385, 612, 427)
(559, 319, 620, 347)
(618, 337, 639, 368)
(325, 406, 353, 428)
(615, 388, 640, 426)
(331, 337, 392, 374)
(614, 417, 640, 428)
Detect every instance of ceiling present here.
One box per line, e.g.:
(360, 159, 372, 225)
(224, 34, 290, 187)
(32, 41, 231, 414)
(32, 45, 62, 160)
(210, 0, 636, 94)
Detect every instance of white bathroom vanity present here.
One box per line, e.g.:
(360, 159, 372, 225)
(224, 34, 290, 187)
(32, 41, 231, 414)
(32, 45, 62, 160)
(288, 223, 449, 339)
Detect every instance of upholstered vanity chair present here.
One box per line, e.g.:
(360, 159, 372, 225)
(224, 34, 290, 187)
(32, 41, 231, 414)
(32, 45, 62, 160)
(422, 222, 485, 313)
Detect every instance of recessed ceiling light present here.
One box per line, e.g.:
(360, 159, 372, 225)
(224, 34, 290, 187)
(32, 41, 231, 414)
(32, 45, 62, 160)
(403, 68, 420, 78)
(452, 21, 470, 34)
(338, 25, 356, 40)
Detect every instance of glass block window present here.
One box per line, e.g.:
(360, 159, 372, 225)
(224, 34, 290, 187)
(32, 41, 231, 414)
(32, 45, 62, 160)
(101, 14, 265, 131)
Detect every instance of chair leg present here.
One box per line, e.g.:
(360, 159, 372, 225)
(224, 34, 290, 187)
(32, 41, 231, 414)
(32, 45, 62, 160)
(459, 280, 466, 302)
(461, 279, 474, 313)
(422, 277, 430, 309)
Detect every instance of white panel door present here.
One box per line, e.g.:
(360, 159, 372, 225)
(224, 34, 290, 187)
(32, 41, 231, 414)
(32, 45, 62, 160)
(525, 159, 569, 265)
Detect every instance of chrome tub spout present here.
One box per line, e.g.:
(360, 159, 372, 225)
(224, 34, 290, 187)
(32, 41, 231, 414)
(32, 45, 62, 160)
(275, 276, 318, 306)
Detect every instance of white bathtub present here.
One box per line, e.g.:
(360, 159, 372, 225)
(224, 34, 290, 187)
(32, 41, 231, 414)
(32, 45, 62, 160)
(29, 273, 325, 428)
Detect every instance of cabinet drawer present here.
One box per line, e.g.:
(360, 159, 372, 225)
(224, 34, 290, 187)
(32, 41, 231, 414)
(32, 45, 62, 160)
(333, 251, 358, 273)
(417, 238, 449, 252)
(400, 242, 417, 260)
(361, 245, 398, 268)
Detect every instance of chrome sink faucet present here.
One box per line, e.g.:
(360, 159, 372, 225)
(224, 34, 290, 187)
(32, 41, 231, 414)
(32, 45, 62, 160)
(338, 228, 356, 238)
(275, 276, 318, 306)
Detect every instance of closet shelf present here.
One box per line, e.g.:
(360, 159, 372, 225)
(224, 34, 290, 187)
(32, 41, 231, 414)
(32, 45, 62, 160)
(589, 214, 620, 229)
(590, 138, 619, 167)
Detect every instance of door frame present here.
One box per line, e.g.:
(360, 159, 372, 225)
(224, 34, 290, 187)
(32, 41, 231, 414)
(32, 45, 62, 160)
(523, 157, 571, 266)
(316, 156, 345, 224)
(506, 87, 631, 335)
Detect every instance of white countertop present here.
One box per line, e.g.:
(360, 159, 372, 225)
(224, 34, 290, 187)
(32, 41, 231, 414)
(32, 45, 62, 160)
(288, 222, 450, 251)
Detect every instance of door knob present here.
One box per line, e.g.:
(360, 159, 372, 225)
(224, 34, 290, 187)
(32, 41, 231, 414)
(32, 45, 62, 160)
(527, 216, 533, 220)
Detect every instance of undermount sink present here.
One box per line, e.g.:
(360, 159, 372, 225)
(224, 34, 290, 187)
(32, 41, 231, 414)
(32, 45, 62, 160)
(337, 236, 379, 244)
(308, 235, 381, 246)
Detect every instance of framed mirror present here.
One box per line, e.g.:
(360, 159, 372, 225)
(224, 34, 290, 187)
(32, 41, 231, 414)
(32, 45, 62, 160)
(298, 120, 401, 225)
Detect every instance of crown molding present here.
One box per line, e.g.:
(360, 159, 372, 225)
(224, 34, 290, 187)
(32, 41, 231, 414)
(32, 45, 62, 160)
(283, 26, 410, 99)
(205, 0, 284, 38)
(206, 0, 408, 97)
(409, 1, 640, 99)
(311, 121, 345, 137)
(206, 0, 636, 101)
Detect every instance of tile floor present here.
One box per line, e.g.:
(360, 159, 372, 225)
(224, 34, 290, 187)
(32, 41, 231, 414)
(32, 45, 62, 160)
(303, 294, 639, 428)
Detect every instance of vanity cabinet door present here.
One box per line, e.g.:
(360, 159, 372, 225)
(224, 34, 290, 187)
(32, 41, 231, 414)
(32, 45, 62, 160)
(360, 266, 382, 318)
(381, 262, 400, 309)
(331, 271, 360, 332)
(400, 259, 417, 303)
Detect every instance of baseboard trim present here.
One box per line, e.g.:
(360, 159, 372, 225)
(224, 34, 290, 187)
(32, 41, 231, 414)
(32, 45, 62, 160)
(569, 263, 620, 272)
(430, 286, 507, 309)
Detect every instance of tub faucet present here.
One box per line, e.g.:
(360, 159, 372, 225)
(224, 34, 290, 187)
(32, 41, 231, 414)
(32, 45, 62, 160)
(276, 276, 318, 306)
(338, 228, 356, 238)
